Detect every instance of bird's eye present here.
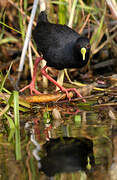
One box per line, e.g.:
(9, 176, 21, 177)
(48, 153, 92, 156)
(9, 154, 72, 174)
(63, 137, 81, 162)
(86, 44, 90, 49)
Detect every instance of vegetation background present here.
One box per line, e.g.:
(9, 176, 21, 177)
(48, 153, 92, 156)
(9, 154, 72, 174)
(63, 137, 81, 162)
(0, 0, 117, 126)
(0, 1, 117, 179)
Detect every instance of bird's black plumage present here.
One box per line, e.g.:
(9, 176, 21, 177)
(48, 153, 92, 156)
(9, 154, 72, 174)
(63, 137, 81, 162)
(33, 11, 90, 70)
(20, 11, 90, 99)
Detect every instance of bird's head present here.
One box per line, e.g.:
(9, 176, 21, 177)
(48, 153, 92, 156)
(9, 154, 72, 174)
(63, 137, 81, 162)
(74, 37, 90, 63)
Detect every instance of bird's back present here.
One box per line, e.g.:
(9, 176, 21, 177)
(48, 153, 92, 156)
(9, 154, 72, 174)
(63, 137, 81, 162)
(33, 11, 82, 69)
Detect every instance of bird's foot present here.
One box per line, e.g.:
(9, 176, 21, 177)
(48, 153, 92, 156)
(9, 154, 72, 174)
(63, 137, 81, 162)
(60, 87, 86, 102)
(67, 88, 86, 102)
(20, 82, 41, 95)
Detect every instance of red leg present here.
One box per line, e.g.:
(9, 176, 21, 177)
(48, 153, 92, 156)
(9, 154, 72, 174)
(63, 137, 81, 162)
(20, 57, 43, 95)
(41, 65, 86, 102)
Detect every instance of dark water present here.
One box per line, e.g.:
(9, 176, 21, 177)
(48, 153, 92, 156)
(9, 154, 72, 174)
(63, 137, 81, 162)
(0, 103, 117, 180)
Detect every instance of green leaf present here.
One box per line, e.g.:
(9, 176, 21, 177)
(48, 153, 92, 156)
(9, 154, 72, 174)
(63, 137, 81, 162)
(0, 20, 21, 34)
(58, 0, 67, 24)
(90, 8, 106, 45)
(15, 128, 21, 160)
(0, 62, 13, 92)
(13, 91, 20, 128)
(4, 113, 15, 129)
(0, 37, 18, 45)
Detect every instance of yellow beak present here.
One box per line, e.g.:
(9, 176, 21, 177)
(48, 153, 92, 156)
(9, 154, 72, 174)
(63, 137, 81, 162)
(81, 47, 86, 61)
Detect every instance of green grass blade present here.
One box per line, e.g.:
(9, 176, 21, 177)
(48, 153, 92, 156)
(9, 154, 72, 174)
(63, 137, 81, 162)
(15, 128, 21, 160)
(19, 12, 25, 40)
(4, 113, 15, 129)
(8, 128, 15, 142)
(0, 93, 13, 117)
(24, 0, 28, 13)
(2, 87, 11, 94)
(13, 91, 20, 128)
(13, 91, 21, 160)
(0, 10, 6, 40)
(77, 4, 101, 13)
(0, 37, 18, 45)
(68, 0, 78, 27)
(51, 1, 67, 6)
(90, 8, 106, 45)
(58, 0, 66, 24)
(0, 20, 22, 34)
(0, 62, 13, 92)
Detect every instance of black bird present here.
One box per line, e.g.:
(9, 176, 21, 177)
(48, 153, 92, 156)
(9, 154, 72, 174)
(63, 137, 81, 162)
(20, 11, 90, 100)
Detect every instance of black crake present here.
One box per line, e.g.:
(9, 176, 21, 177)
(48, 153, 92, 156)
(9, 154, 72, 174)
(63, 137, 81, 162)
(33, 11, 90, 70)
(20, 11, 90, 100)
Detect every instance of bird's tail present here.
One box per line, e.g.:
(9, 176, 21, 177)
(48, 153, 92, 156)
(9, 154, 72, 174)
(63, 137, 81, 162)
(37, 11, 48, 23)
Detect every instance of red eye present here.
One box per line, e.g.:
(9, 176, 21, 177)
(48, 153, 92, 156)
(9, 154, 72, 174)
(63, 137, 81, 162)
(86, 44, 90, 49)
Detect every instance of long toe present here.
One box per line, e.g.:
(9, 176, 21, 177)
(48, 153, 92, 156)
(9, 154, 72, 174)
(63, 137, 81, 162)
(20, 84, 41, 95)
(20, 85, 30, 92)
(30, 87, 41, 95)
(59, 87, 71, 101)
(67, 88, 86, 102)
(65, 89, 71, 101)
